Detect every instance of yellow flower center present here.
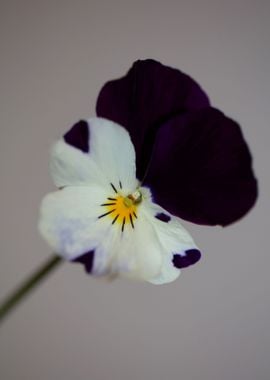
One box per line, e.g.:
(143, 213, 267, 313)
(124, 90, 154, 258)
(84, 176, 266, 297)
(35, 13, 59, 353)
(98, 186, 142, 231)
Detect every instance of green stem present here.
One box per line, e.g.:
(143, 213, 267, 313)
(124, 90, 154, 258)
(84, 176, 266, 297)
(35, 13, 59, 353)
(0, 254, 63, 323)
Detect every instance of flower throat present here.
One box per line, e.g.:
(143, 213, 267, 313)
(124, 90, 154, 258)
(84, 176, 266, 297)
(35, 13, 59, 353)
(98, 182, 142, 232)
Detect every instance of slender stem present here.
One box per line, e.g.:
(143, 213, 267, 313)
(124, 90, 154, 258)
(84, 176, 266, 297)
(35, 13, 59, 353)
(0, 254, 63, 323)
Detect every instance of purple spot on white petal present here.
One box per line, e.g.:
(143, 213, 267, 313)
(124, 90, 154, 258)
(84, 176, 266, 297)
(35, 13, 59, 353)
(73, 250, 95, 273)
(155, 212, 171, 222)
(64, 120, 89, 153)
(172, 249, 201, 268)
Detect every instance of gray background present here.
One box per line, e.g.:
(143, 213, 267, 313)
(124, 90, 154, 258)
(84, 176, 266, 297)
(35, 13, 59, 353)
(0, 1, 269, 379)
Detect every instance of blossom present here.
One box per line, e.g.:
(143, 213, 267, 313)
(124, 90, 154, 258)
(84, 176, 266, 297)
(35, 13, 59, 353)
(39, 118, 201, 284)
(39, 59, 257, 284)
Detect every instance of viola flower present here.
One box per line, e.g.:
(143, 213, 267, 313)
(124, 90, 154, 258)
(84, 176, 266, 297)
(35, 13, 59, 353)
(39, 118, 201, 284)
(38, 59, 257, 285)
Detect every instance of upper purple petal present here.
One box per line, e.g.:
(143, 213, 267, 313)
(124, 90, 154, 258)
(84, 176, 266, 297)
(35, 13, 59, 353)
(96, 59, 210, 179)
(144, 108, 258, 226)
(96, 59, 257, 226)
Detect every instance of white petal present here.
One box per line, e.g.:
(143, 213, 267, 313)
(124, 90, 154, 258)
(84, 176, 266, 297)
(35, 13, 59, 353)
(39, 186, 114, 261)
(88, 118, 137, 192)
(40, 161, 199, 284)
(51, 117, 138, 192)
(50, 140, 105, 187)
(140, 198, 199, 285)
(110, 216, 164, 281)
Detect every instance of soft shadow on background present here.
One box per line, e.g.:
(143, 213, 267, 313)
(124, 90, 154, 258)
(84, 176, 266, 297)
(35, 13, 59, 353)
(0, 1, 269, 379)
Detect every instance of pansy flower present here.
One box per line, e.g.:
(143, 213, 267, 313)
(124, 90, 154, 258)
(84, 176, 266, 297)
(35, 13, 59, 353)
(39, 59, 257, 285)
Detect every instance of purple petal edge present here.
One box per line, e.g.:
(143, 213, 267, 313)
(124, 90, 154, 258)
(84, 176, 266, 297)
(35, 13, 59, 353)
(73, 250, 95, 273)
(64, 120, 89, 153)
(155, 212, 171, 222)
(173, 249, 201, 269)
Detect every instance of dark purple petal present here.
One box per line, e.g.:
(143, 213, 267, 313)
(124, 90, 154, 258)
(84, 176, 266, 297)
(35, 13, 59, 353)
(96, 59, 210, 179)
(64, 120, 89, 153)
(96, 59, 257, 226)
(155, 212, 171, 222)
(73, 250, 95, 273)
(173, 249, 201, 269)
(144, 108, 258, 226)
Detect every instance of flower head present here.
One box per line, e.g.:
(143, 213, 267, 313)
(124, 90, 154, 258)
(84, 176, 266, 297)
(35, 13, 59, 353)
(39, 118, 200, 284)
(39, 59, 257, 284)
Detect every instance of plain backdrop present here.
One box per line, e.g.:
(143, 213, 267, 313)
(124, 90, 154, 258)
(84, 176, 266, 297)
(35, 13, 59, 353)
(0, 1, 269, 379)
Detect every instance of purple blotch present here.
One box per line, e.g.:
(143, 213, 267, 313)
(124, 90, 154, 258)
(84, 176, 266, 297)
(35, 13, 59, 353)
(172, 249, 201, 268)
(155, 212, 171, 222)
(64, 120, 90, 153)
(73, 250, 95, 273)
